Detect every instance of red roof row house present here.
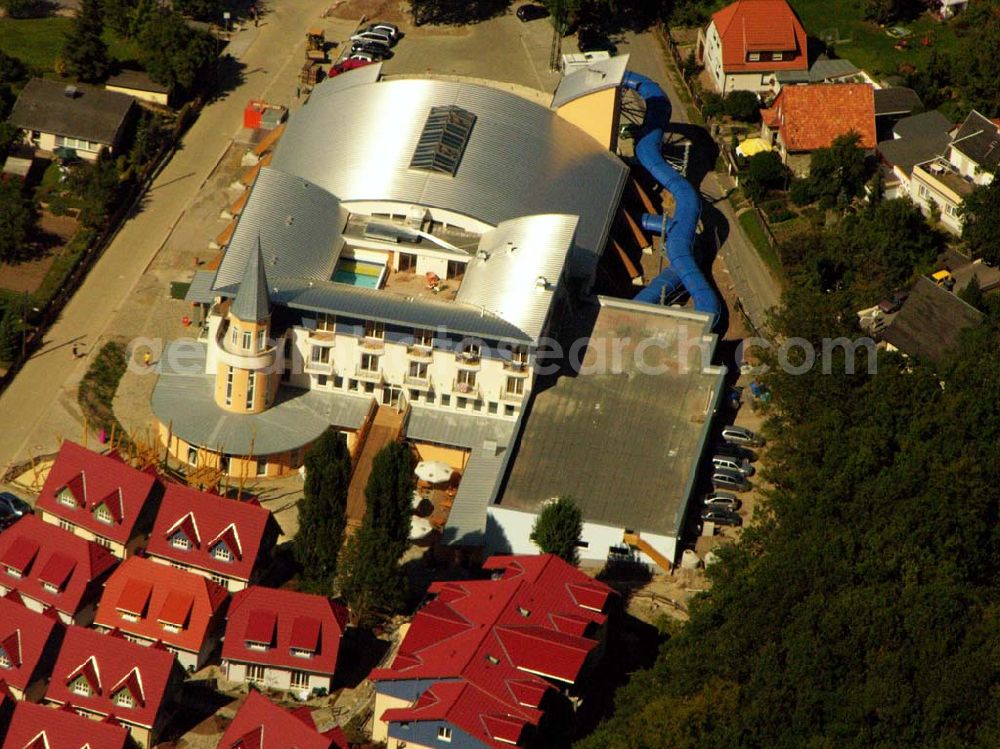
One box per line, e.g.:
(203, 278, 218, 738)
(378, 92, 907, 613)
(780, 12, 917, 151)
(216, 690, 349, 749)
(0, 594, 64, 701)
(1, 699, 129, 749)
(370, 554, 616, 749)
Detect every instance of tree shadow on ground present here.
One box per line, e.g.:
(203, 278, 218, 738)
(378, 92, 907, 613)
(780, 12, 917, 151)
(334, 627, 392, 689)
(204, 53, 247, 104)
(164, 681, 235, 741)
(410, 0, 512, 26)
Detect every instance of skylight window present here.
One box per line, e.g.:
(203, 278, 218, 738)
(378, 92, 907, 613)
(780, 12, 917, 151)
(410, 105, 476, 176)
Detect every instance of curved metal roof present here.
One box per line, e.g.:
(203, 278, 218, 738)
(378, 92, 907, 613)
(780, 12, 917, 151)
(550, 54, 630, 109)
(271, 77, 627, 276)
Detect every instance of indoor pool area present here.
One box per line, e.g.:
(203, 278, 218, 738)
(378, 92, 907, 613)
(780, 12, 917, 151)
(333, 259, 385, 288)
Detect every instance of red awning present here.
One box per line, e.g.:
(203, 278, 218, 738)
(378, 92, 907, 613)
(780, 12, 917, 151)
(38, 553, 77, 590)
(244, 609, 277, 646)
(158, 590, 194, 628)
(1, 537, 39, 574)
(116, 578, 153, 616)
(289, 616, 320, 653)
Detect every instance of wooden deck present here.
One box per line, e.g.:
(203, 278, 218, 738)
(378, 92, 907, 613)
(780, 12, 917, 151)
(346, 406, 405, 529)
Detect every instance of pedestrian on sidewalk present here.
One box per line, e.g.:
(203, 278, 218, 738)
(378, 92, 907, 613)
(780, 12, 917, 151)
(143, 351, 152, 368)
(71, 343, 82, 359)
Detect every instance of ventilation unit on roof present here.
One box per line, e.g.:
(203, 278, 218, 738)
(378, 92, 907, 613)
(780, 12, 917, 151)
(410, 105, 477, 177)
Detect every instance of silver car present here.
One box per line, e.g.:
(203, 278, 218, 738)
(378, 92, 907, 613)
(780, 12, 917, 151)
(350, 30, 393, 47)
(703, 491, 741, 511)
(711, 454, 754, 476)
(721, 425, 765, 448)
(711, 468, 750, 492)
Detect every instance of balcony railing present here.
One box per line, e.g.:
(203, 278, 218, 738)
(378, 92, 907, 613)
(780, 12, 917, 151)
(503, 360, 530, 376)
(360, 336, 385, 351)
(404, 373, 433, 390)
(308, 329, 336, 345)
(500, 387, 525, 403)
(456, 351, 481, 369)
(406, 344, 434, 360)
(355, 364, 385, 383)
(452, 379, 481, 400)
(304, 357, 334, 375)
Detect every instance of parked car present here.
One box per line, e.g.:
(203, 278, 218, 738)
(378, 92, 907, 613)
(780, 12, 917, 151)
(348, 52, 378, 63)
(701, 507, 742, 527)
(516, 3, 549, 21)
(350, 40, 390, 58)
(713, 443, 757, 463)
(350, 30, 394, 47)
(359, 22, 399, 41)
(720, 424, 765, 448)
(711, 454, 754, 477)
(711, 468, 750, 492)
(0, 491, 31, 529)
(329, 57, 375, 76)
(703, 492, 741, 511)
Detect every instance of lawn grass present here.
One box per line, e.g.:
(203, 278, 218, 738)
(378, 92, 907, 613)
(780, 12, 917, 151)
(0, 18, 142, 73)
(738, 210, 784, 279)
(789, 1, 960, 79)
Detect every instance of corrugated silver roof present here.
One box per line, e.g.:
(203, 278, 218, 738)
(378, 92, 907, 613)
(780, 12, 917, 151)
(230, 241, 271, 322)
(456, 214, 579, 341)
(306, 61, 384, 105)
(442, 444, 510, 546)
(272, 77, 628, 279)
(405, 407, 515, 448)
(266, 277, 532, 343)
(151, 341, 372, 454)
(184, 270, 218, 304)
(214, 167, 348, 289)
(550, 53, 630, 109)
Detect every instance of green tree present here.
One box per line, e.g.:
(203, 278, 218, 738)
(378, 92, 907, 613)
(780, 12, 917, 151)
(530, 496, 583, 564)
(960, 180, 1000, 264)
(0, 179, 36, 264)
(741, 151, 786, 203)
(723, 90, 760, 123)
(62, 0, 110, 83)
(958, 273, 985, 312)
(172, 0, 223, 21)
(337, 441, 414, 627)
(807, 131, 870, 203)
(0, 306, 20, 363)
(65, 153, 120, 228)
(137, 9, 216, 94)
(952, 1, 1000, 116)
(0, 0, 36, 18)
(293, 429, 351, 591)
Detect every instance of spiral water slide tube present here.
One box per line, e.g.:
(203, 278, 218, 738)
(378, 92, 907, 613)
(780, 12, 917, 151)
(622, 71, 721, 328)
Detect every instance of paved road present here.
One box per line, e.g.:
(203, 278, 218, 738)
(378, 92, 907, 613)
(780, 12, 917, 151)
(0, 1, 348, 474)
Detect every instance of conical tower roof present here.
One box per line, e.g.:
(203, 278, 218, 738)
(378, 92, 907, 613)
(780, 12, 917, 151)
(230, 238, 271, 322)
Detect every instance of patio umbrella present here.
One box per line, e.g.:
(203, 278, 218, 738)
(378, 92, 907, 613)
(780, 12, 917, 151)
(410, 516, 435, 541)
(414, 460, 452, 484)
(736, 137, 772, 158)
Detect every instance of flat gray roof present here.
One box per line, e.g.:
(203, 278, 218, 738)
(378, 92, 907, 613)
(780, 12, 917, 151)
(151, 341, 372, 455)
(499, 298, 726, 539)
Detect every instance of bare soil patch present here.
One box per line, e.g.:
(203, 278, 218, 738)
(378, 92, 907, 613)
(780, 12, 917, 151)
(0, 211, 79, 295)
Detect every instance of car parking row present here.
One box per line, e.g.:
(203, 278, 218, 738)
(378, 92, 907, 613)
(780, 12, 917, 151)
(700, 425, 766, 528)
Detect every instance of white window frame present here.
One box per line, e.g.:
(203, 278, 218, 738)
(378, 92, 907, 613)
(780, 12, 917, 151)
(364, 320, 385, 340)
(290, 669, 310, 689)
(257, 329, 266, 351)
(246, 372, 256, 409)
(413, 328, 433, 347)
(506, 377, 524, 396)
(115, 690, 134, 708)
(225, 366, 234, 406)
(748, 52, 760, 62)
(94, 504, 113, 524)
(457, 369, 476, 388)
(242, 330, 252, 350)
(171, 533, 191, 550)
(72, 678, 91, 696)
(212, 543, 233, 562)
(59, 518, 75, 532)
(437, 726, 453, 742)
(246, 663, 265, 684)
(58, 489, 77, 507)
(361, 353, 380, 372)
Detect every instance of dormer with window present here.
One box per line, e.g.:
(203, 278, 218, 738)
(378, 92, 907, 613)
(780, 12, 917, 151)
(211, 542, 233, 562)
(67, 656, 101, 698)
(289, 615, 320, 659)
(170, 532, 191, 550)
(244, 609, 276, 652)
(94, 503, 113, 525)
(57, 473, 86, 509)
(165, 513, 200, 554)
(110, 667, 144, 710)
(115, 688, 135, 708)
(0, 631, 20, 670)
(71, 675, 93, 696)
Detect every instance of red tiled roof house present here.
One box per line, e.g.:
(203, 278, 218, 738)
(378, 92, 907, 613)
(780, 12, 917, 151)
(36, 441, 160, 560)
(1, 700, 129, 749)
(93, 556, 228, 672)
(699, 0, 808, 94)
(215, 690, 349, 749)
(0, 594, 65, 701)
(370, 555, 616, 749)
(222, 586, 347, 696)
(0, 515, 117, 626)
(760, 83, 877, 175)
(44, 626, 182, 749)
(146, 484, 280, 592)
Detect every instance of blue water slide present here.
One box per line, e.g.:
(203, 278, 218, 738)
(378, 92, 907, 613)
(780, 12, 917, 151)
(622, 71, 721, 328)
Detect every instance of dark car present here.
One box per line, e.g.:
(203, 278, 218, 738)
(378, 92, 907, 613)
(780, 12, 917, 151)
(577, 25, 615, 54)
(0, 491, 31, 529)
(701, 507, 742, 527)
(517, 4, 549, 21)
(713, 443, 757, 463)
(351, 40, 390, 58)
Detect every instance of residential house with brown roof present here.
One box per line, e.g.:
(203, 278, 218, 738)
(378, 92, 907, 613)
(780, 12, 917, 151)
(44, 626, 182, 749)
(910, 110, 999, 234)
(93, 556, 228, 672)
(2, 700, 130, 749)
(36, 441, 161, 560)
(0, 515, 117, 626)
(881, 277, 984, 364)
(7, 78, 135, 162)
(699, 0, 809, 94)
(145, 484, 280, 592)
(759, 82, 876, 175)
(215, 690, 349, 749)
(222, 586, 348, 695)
(0, 594, 65, 701)
(370, 554, 616, 749)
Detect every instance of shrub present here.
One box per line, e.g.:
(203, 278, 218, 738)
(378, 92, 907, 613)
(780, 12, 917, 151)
(724, 90, 761, 122)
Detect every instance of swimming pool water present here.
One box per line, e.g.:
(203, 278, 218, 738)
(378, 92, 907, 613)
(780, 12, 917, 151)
(333, 260, 383, 288)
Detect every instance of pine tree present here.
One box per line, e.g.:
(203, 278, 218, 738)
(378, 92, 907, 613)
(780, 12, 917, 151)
(337, 441, 414, 627)
(63, 0, 110, 84)
(530, 496, 583, 565)
(294, 429, 351, 592)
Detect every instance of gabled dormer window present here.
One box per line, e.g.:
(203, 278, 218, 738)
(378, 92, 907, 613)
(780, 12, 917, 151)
(171, 532, 191, 550)
(115, 689, 134, 708)
(58, 489, 76, 507)
(42, 582, 58, 594)
(212, 543, 233, 562)
(94, 504, 113, 524)
(71, 676, 92, 696)
(6, 566, 21, 579)
(0, 648, 11, 669)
